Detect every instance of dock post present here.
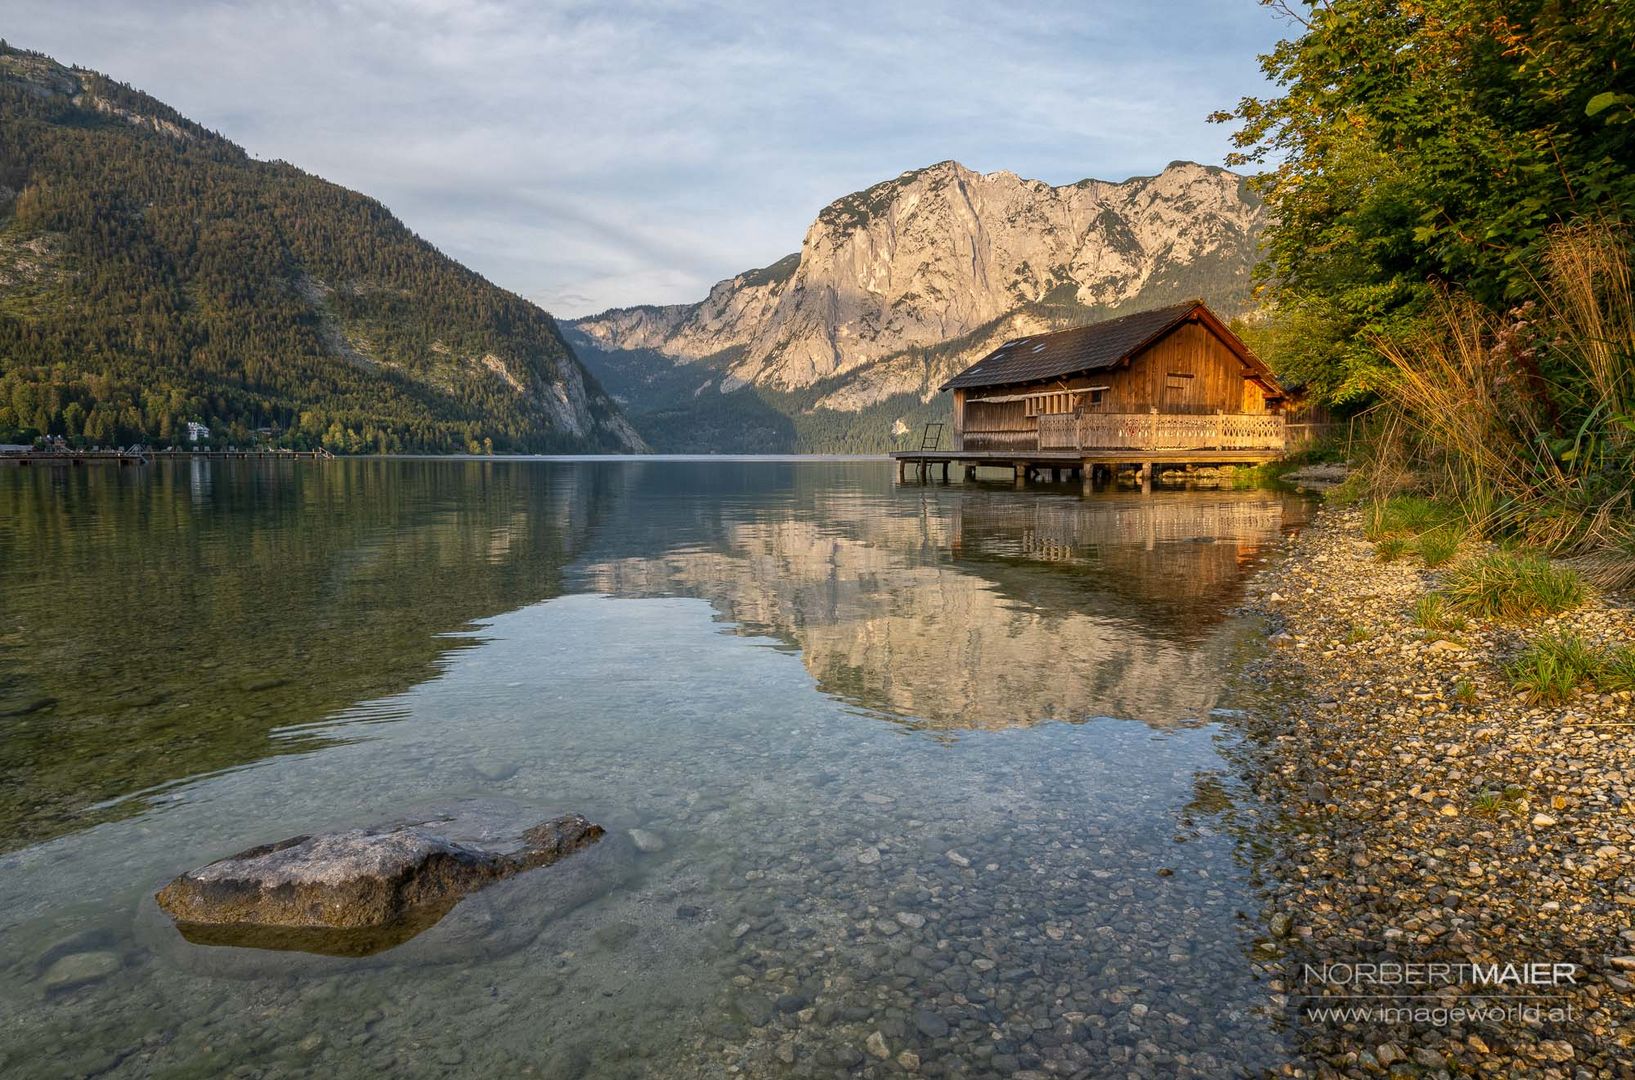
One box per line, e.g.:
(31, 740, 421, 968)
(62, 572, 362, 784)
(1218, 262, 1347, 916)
(1139, 462, 1154, 494)
(964, 465, 976, 482)
(1013, 463, 1026, 488)
(898, 459, 906, 483)
(941, 461, 950, 483)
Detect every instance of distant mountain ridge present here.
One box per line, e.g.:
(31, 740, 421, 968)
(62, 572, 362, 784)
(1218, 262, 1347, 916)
(567, 160, 1263, 452)
(0, 44, 642, 453)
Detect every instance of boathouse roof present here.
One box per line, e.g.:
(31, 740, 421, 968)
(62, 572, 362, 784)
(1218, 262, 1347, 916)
(941, 299, 1277, 392)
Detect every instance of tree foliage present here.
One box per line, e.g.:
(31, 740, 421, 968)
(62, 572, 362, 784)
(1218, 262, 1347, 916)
(1215, 0, 1635, 403)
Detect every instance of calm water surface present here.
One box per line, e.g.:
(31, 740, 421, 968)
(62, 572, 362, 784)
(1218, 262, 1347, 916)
(0, 459, 1309, 1078)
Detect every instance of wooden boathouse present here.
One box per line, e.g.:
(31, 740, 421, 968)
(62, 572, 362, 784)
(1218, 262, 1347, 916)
(893, 299, 1289, 489)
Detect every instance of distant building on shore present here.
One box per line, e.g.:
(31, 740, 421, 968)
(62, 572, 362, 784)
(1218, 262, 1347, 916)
(186, 421, 211, 444)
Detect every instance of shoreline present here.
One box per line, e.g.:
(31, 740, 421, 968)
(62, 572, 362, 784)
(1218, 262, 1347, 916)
(1233, 504, 1633, 1076)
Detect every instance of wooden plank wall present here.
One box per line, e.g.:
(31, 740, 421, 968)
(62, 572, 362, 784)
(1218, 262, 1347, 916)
(962, 396, 1036, 451)
(1112, 321, 1269, 415)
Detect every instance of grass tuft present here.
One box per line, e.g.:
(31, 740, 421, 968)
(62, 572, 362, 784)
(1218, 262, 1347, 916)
(1375, 537, 1409, 562)
(1469, 785, 1529, 818)
(1598, 646, 1635, 692)
(1362, 496, 1465, 566)
(1504, 631, 1603, 703)
(1365, 496, 1459, 542)
(1443, 552, 1586, 619)
(1415, 527, 1464, 568)
(1412, 592, 1468, 632)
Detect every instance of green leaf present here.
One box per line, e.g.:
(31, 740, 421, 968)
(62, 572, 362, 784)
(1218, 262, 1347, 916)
(1585, 91, 1633, 118)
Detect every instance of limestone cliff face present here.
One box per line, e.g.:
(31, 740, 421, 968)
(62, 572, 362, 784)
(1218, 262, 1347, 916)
(571, 161, 1261, 415)
(579, 490, 1304, 730)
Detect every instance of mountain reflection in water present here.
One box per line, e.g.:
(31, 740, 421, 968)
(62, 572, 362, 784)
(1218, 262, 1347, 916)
(0, 458, 1307, 851)
(579, 483, 1309, 730)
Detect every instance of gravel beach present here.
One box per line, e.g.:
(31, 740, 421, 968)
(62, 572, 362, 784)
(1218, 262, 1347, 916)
(1238, 505, 1635, 1078)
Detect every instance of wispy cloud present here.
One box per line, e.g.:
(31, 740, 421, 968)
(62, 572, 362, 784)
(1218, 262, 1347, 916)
(8, 0, 1286, 315)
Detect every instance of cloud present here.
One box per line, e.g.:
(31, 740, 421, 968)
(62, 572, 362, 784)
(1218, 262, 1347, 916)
(8, 0, 1287, 316)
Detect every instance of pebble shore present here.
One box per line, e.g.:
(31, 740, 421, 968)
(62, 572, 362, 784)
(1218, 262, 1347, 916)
(1238, 505, 1635, 1078)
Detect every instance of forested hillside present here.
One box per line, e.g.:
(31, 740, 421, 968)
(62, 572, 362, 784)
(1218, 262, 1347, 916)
(0, 44, 641, 453)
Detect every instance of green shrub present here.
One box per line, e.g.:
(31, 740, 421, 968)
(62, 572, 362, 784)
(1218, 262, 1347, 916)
(1505, 632, 1602, 703)
(1444, 553, 1586, 619)
(1230, 462, 1283, 489)
(1327, 470, 1367, 507)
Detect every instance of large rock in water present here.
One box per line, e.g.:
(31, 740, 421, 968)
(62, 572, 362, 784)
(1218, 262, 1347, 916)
(154, 802, 604, 955)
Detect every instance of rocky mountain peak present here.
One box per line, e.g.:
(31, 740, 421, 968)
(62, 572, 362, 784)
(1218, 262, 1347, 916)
(571, 159, 1263, 427)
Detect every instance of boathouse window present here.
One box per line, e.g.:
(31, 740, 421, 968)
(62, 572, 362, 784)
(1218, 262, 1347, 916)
(1086, 388, 1106, 406)
(1024, 392, 1077, 417)
(1165, 372, 1194, 393)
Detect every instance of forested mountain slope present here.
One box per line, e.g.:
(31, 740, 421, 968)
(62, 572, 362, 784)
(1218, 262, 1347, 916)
(0, 44, 642, 453)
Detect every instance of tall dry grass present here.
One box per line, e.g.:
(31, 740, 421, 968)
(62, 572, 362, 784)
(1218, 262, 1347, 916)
(1371, 221, 1635, 588)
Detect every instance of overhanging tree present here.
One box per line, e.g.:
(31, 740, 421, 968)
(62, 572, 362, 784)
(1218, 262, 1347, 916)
(1215, 0, 1635, 403)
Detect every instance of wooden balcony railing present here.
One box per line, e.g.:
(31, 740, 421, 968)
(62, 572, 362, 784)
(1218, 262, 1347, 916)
(970, 412, 1286, 453)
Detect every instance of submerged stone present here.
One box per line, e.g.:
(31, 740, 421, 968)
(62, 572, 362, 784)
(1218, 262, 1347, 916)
(913, 1009, 949, 1038)
(40, 950, 120, 992)
(628, 827, 666, 853)
(154, 799, 603, 955)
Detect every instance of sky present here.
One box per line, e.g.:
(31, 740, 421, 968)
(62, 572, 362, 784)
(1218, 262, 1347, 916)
(4, 1, 1290, 318)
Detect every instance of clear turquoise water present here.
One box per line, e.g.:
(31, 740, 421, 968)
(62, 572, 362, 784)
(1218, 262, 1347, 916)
(0, 459, 1309, 1077)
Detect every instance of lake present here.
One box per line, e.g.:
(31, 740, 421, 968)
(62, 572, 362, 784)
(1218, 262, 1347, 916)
(0, 458, 1310, 1078)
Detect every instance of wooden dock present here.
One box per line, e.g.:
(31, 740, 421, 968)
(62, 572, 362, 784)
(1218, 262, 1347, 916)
(150, 448, 334, 461)
(890, 448, 1283, 492)
(1, 447, 334, 467)
(0, 449, 149, 467)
